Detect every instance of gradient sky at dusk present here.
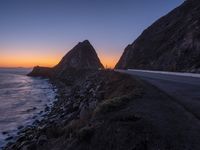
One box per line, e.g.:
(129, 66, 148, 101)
(0, 0, 184, 68)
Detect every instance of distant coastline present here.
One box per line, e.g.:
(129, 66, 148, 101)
(0, 67, 32, 70)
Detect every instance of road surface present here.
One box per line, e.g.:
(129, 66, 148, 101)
(117, 69, 200, 119)
(116, 69, 200, 149)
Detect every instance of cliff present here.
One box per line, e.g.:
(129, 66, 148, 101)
(115, 0, 200, 72)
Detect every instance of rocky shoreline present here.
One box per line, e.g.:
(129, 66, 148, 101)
(4, 70, 144, 150)
(4, 69, 199, 150)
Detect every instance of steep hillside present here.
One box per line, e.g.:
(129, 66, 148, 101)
(116, 0, 200, 72)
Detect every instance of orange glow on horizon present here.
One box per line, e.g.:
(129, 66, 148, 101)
(0, 50, 119, 69)
(99, 53, 119, 69)
(0, 52, 62, 68)
(0, 57, 59, 68)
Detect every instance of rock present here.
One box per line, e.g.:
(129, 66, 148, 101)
(28, 40, 104, 77)
(89, 88, 95, 96)
(26, 107, 37, 113)
(33, 119, 40, 124)
(79, 106, 91, 120)
(5, 136, 13, 141)
(73, 102, 80, 109)
(88, 100, 97, 110)
(32, 115, 37, 119)
(54, 40, 104, 72)
(21, 145, 30, 150)
(115, 0, 200, 72)
(96, 91, 105, 100)
(38, 124, 46, 130)
(19, 141, 30, 148)
(39, 111, 43, 114)
(18, 125, 24, 130)
(2, 131, 8, 135)
(79, 101, 86, 109)
(37, 135, 47, 146)
(21, 143, 36, 150)
(27, 66, 52, 77)
(78, 126, 94, 141)
(16, 135, 27, 143)
(45, 106, 50, 112)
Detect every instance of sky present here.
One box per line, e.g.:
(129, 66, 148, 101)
(0, 0, 184, 68)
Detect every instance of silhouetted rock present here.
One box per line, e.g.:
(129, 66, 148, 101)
(54, 40, 104, 73)
(27, 66, 52, 77)
(28, 40, 104, 77)
(116, 0, 200, 72)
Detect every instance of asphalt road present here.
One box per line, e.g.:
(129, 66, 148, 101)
(116, 69, 200, 149)
(117, 69, 200, 120)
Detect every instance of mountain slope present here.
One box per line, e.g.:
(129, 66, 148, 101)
(115, 0, 200, 72)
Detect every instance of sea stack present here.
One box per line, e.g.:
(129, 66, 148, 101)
(115, 0, 200, 72)
(54, 40, 104, 73)
(28, 40, 104, 77)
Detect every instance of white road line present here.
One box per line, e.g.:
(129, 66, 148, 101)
(127, 69, 200, 78)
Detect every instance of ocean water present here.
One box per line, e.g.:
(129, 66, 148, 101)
(0, 68, 56, 148)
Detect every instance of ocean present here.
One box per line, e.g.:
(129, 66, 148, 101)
(0, 68, 56, 149)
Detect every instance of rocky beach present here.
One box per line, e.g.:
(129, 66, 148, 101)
(4, 70, 145, 150)
(0, 68, 57, 149)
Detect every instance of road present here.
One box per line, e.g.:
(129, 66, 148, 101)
(116, 69, 200, 149)
(117, 69, 200, 119)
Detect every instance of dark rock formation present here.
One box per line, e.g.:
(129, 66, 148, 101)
(116, 0, 200, 72)
(28, 40, 104, 77)
(27, 66, 52, 77)
(54, 40, 104, 73)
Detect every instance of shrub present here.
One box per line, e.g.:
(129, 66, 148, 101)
(94, 96, 130, 115)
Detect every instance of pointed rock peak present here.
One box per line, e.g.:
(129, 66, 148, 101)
(77, 40, 91, 46)
(75, 40, 93, 50)
(82, 40, 90, 44)
(55, 40, 104, 71)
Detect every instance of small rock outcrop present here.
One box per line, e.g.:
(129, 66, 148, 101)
(28, 40, 104, 77)
(27, 66, 52, 77)
(115, 0, 200, 72)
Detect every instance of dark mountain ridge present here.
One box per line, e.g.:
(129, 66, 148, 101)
(115, 0, 200, 72)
